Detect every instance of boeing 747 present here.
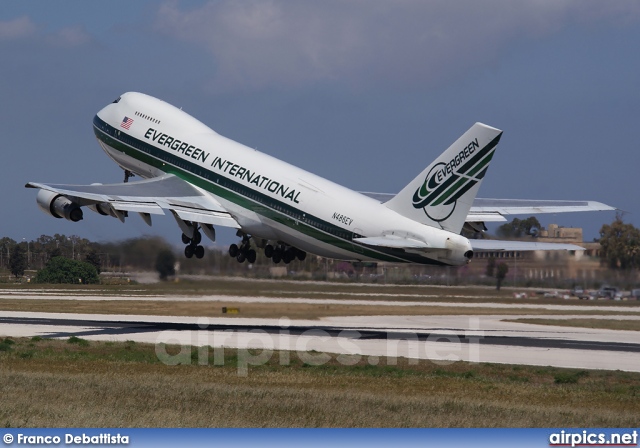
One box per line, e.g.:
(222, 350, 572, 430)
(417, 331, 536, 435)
(26, 92, 613, 266)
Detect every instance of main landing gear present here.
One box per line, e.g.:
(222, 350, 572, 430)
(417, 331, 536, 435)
(229, 234, 257, 264)
(263, 243, 306, 264)
(227, 234, 307, 265)
(183, 227, 205, 259)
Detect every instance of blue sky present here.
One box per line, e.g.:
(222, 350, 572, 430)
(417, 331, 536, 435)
(1, 0, 638, 246)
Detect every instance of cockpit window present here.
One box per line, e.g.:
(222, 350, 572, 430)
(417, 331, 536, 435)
(112, 97, 121, 104)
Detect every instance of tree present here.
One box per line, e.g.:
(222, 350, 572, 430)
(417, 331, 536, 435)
(496, 262, 509, 290)
(520, 217, 542, 237)
(497, 217, 541, 239)
(155, 249, 176, 281)
(85, 250, 102, 274)
(35, 257, 99, 284)
(48, 247, 63, 260)
(0, 237, 16, 269)
(9, 244, 26, 279)
(99, 236, 173, 271)
(485, 256, 496, 278)
(599, 215, 640, 270)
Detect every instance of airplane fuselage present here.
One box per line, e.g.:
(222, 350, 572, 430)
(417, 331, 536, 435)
(93, 93, 472, 265)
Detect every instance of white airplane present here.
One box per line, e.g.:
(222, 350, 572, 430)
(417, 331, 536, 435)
(26, 92, 614, 266)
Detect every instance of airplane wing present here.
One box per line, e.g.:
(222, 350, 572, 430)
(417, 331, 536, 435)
(25, 174, 240, 228)
(359, 192, 615, 223)
(469, 239, 584, 252)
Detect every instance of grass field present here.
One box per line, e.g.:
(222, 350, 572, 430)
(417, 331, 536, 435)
(1, 337, 639, 427)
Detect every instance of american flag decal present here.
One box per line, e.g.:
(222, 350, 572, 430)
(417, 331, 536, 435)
(120, 116, 134, 130)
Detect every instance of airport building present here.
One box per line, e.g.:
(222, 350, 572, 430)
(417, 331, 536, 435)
(348, 224, 637, 288)
(464, 224, 628, 286)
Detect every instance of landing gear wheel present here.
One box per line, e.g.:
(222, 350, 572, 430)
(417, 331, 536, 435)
(247, 249, 257, 264)
(229, 244, 239, 257)
(283, 249, 295, 264)
(181, 233, 191, 244)
(264, 245, 274, 258)
(192, 230, 202, 245)
(185, 245, 195, 259)
(195, 245, 205, 259)
(272, 252, 281, 264)
(296, 250, 307, 261)
(237, 252, 246, 263)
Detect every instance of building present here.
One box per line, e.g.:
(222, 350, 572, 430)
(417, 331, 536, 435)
(470, 224, 609, 285)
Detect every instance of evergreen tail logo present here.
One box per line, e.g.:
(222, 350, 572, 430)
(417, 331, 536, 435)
(383, 122, 502, 234)
(412, 135, 499, 222)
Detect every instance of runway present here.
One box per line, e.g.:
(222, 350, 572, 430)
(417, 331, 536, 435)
(1, 293, 640, 371)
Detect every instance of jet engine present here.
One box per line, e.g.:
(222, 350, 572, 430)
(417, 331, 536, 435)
(87, 202, 118, 218)
(36, 189, 83, 222)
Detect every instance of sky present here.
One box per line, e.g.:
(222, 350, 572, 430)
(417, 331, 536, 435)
(1, 0, 638, 248)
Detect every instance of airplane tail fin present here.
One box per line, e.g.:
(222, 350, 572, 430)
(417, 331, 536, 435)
(384, 123, 503, 234)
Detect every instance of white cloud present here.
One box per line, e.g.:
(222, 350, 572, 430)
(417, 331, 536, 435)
(155, 0, 640, 91)
(0, 16, 92, 48)
(0, 16, 37, 40)
(46, 26, 92, 48)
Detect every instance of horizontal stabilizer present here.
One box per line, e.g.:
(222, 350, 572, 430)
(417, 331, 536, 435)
(465, 212, 507, 223)
(354, 235, 443, 250)
(360, 193, 616, 223)
(470, 198, 615, 215)
(470, 239, 584, 252)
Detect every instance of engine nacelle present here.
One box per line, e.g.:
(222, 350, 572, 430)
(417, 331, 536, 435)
(87, 202, 117, 218)
(36, 189, 83, 222)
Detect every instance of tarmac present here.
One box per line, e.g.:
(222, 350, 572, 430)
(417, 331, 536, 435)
(1, 290, 639, 372)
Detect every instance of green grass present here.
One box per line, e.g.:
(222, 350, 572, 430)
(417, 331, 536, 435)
(67, 336, 90, 346)
(0, 337, 639, 427)
(554, 370, 589, 384)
